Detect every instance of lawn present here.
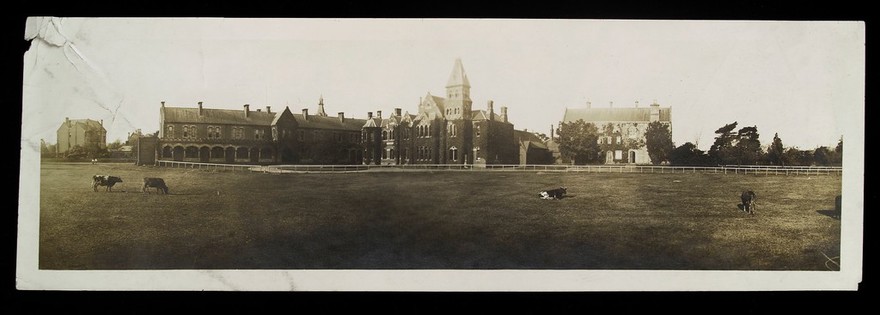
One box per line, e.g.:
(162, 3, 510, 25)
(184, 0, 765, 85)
(38, 162, 842, 270)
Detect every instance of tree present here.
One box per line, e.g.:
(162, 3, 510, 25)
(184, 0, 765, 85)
(556, 119, 601, 165)
(533, 132, 550, 143)
(644, 121, 674, 165)
(669, 142, 712, 166)
(813, 146, 832, 166)
(708, 121, 738, 165)
(833, 138, 843, 165)
(734, 126, 761, 165)
(107, 140, 123, 151)
(766, 133, 785, 165)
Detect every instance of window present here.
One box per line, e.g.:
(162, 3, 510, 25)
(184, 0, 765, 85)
(183, 126, 189, 138)
(474, 147, 481, 160)
(254, 129, 265, 140)
(232, 127, 243, 139)
(449, 146, 458, 161)
(207, 126, 214, 139)
(389, 128, 394, 140)
(448, 123, 456, 137)
(474, 123, 481, 137)
(597, 137, 602, 145)
(616, 136, 622, 144)
(614, 150, 623, 160)
(382, 130, 387, 140)
(382, 149, 388, 159)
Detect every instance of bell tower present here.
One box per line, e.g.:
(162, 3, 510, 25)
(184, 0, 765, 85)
(444, 58, 472, 120)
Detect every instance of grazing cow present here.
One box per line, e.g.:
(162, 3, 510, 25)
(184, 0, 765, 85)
(539, 187, 567, 200)
(741, 190, 757, 215)
(92, 175, 122, 192)
(142, 177, 169, 194)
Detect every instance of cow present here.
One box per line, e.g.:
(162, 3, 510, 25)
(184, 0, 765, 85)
(741, 190, 757, 215)
(142, 177, 169, 194)
(539, 187, 567, 200)
(92, 175, 122, 192)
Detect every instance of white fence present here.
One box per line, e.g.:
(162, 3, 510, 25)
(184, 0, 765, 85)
(155, 160, 842, 176)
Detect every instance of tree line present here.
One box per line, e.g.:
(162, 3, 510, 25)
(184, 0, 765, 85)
(556, 119, 842, 166)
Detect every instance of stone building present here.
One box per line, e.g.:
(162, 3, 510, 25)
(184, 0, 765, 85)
(56, 117, 106, 156)
(561, 100, 672, 164)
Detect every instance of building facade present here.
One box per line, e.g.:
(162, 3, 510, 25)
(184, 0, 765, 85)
(561, 101, 672, 164)
(363, 58, 526, 165)
(56, 117, 107, 156)
(154, 59, 549, 166)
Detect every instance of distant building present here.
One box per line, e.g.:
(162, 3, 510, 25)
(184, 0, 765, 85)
(514, 130, 553, 165)
(561, 100, 672, 164)
(56, 117, 106, 156)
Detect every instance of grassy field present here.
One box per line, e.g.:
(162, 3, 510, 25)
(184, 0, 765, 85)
(38, 162, 842, 270)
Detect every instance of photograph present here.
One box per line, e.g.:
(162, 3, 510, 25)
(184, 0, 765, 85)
(17, 17, 864, 291)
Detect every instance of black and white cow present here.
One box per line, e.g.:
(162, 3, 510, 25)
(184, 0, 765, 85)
(741, 190, 757, 215)
(539, 187, 567, 200)
(142, 177, 169, 194)
(93, 175, 123, 192)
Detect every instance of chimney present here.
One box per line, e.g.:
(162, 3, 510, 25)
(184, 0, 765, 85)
(161, 101, 165, 108)
(256, 108, 261, 112)
(338, 112, 345, 123)
(610, 101, 614, 108)
(635, 100, 639, 108)
(100, 119, 103, 126)
(65, 117, 70, 126)
(395, 108, 402, 117)
(198, 101, 203, 115)
(377, 110, 382, 119)
(551, 124, 555, 139)
(500, 106, 508, 123)
(244, 104, 250, 117)
(488, 100, 494, 118)
(266, 106, 271, 114)
(651, 99, 660, 107)
(302, 108, 309, 120)
(367, 111, 373, 119)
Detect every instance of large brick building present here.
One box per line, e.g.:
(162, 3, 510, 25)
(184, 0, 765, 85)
(154, 59, 549, 165)
(561, 101, 672, 164)
(363, 58, 523, 165)
(56, 117, 106, 156)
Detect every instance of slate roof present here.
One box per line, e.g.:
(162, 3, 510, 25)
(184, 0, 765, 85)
(163, 106, 365, 131)
(446, 58, 471, 87)
(294, 114, 365, 131)
(562, 107, 672, 123)
(62, 119, 105, 131)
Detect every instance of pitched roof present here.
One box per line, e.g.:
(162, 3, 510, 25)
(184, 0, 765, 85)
(514, 130, 549, 150)
(163, 107, 276, 125)
(471, 110, 506, 123)
(562, 107, 672, 123)
(294, 114, 365, 131)
(362, 117, 382, 128)
(446, 58, 470, 87)
(63, 119, 105, 131)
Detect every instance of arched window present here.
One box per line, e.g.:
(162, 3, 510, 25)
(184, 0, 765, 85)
(449, 146, 458, 161)
(167, 125, 174, 138)
(382, 130, 387, 140)
(182, 126, 189, 138)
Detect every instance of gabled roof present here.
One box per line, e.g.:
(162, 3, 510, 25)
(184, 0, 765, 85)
(362, 117, 382, 128)
(471, 110, 506, 123)
(163, 107, 276, 125)
(446, 58, 471, 88)
(562, 107, 672, 123)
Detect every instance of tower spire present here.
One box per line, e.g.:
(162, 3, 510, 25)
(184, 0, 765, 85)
(444, 58, 472, 120)
(446, 58, 471, 88)
(316, 94, 328, 116)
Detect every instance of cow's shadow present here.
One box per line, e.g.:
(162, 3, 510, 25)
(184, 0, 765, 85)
(816, 209, 841, 220)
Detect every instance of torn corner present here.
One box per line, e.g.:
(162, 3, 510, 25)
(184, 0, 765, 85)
(24, 17, 68, 47)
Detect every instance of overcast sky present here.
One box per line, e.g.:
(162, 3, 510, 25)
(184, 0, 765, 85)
(22, 18, 863, 151)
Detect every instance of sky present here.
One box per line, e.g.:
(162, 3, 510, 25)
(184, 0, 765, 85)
(22, 18, 864, 151)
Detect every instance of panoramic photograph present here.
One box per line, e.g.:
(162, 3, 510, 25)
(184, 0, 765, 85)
(18, 18, 863, 290)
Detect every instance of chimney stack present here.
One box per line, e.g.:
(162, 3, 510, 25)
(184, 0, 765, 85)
(161, 101, 165, 108)
(244, 104, 250, 117)
(500, 106, 508, 123)
(100, 119, 103, 126)
(198, 101, 204, 115)
(376, 110, 382, 119)
(367, 112, 373, 119)
(266, 106, 271, 114)
(551, 124, 555, 139)
(338, 112, 345, 123)
(488, 100, 494, 118)
(635, 100, 639, 108)
(256, 108, 261, 112)
(395, 108, 402, 117)
(65, 117, 70, 126)
(302, 108, 309, 120)
(610, 101, 613, 108)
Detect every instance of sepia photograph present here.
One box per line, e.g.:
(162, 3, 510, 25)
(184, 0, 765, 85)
(17, 17, 863, 291)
